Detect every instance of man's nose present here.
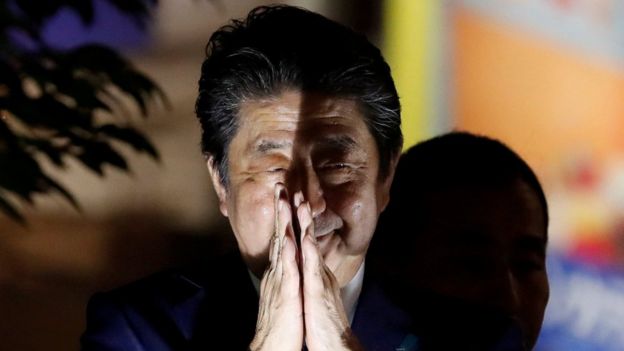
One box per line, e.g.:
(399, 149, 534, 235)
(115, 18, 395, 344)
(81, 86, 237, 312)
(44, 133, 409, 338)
(287, 164, 326, 217)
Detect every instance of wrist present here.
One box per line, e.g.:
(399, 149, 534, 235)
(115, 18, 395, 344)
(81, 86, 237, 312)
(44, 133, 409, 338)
(341, 328, 364, 351)
(248, 334, 266, 351)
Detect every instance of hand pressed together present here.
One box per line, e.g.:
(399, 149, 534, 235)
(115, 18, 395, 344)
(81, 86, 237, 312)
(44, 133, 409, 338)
(249, 184, 363, 351)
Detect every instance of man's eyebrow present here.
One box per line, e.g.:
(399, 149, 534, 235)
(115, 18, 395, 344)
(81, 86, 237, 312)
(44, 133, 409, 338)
(447, 230, 493, 248)
(255, 140, 292, 154)
(317, 135, 359, 151)
(516, 235, 547, 257)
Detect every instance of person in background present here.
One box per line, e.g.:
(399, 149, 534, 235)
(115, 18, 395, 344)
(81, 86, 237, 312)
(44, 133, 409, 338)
(81, 5, 410, 351)
(370, 132, 550, 350)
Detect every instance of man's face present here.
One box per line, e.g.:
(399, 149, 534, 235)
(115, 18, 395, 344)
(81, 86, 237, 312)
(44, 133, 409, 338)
(208, 90, 394, 287)
(406, 180, 549, 349)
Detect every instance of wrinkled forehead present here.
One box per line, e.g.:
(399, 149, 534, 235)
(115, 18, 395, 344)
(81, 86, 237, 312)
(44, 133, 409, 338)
(238, 90, 361, 124)
(235, 91, 372, 149)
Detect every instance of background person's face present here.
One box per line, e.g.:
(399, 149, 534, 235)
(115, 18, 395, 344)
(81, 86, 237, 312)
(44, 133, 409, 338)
(407, 180, 549, 349)
(209, 90, 393, 287)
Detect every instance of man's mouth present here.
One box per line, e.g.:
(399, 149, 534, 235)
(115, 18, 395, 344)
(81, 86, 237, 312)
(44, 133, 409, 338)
(314, 228, 335, 240)
(315, 230, 338, 254)
(316, 231, 332, 241)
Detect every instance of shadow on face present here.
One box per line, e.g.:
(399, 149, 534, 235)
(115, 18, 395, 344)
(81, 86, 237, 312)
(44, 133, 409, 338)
(208, 89, 395, 287)
(409, 182, 548, 350)
(369, 133, 550, 350)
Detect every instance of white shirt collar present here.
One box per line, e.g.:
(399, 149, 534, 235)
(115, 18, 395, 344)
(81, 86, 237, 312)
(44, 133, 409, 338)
(342, 261, 365, 324)
(248, 261, 365, 325)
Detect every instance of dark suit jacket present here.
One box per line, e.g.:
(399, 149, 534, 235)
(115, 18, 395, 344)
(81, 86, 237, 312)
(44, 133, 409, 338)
(81, 252, 413, 351)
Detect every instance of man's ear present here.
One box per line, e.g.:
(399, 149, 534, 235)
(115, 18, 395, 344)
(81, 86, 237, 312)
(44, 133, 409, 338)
(378, 149, 402, 212)
(206, 156, 229, 217)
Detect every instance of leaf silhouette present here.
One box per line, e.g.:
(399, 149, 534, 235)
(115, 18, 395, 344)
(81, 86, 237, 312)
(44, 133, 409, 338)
(0, 0, 219, 223)
(0, 194, 25, 224)
(98, 124, 159, 159)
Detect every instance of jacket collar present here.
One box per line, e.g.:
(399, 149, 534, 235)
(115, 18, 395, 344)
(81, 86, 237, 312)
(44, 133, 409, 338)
(156, 251, 258, 344)
(351, 268, 414, 350)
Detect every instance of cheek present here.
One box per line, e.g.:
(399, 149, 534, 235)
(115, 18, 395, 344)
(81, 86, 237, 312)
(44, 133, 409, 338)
(518, 274, 549, 347)
(330, 182, 380, 250)
(520, 274, 549, 320)
(229, 182, 275, 256)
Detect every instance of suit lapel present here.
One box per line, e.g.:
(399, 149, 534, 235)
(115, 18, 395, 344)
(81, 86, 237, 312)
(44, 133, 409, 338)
(351, 272, 413, 351)
(158, 274, 206, 342)
(181, 252, 259, 349)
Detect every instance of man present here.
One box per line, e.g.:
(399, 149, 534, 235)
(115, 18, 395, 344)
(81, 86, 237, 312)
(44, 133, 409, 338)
(81, 5, 406, 350)
(371, 132, 550, 350)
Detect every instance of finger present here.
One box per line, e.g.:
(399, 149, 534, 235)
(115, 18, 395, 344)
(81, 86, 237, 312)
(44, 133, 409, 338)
(258, 266, 277, 323)
(277, 196, 292, 243)
(300, 202, 318, 265)
(260, 265, 272, 292)
(274, 183, 284, 237)
(275, 200, 294, 278)
(301, 216, 324, 295)
(269, 231, 280, 271)
(293, 191, 304, 209)
(270, 184, 284, 269)
(301, 234, 323, 274)
(297, 201, 314, 244)
(292, 191, 304, 244)
(281, 234, 301, 297)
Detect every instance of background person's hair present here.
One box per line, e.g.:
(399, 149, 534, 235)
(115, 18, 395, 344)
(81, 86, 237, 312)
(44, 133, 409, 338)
(371, 131, 549, 264)
(195, 5, 402, 186)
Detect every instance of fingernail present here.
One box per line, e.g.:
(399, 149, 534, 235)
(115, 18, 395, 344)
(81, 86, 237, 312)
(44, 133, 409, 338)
(274, 184, 281, 201)
(282, 234, 288, 247)
(294, 191, 303, 208)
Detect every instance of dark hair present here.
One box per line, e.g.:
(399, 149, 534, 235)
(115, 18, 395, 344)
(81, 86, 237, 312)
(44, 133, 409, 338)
(371, 131, 549, 260)
(195, 5, 402, 185)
